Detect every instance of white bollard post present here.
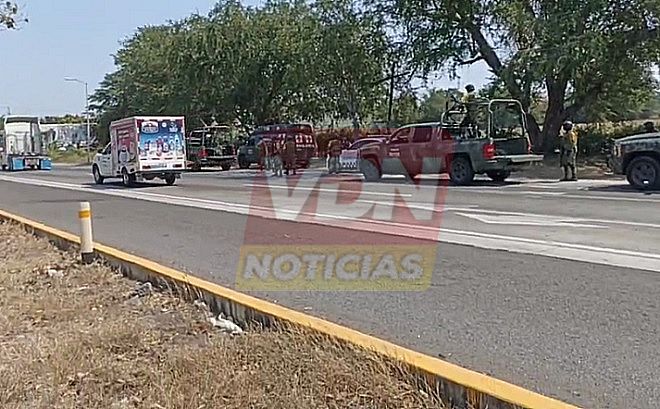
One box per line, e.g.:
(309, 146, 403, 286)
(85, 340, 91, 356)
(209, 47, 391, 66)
(79, 201, 94, 263)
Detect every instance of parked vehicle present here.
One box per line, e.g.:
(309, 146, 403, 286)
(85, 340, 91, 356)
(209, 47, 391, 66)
(1, 116, 52, 171)
(339, 136, 387, 172)
(237, 123, 317, 169)
(608, 132, 660, 189)
(357, 99, 544, 185)
(186, 124, 238, 171)
(92, 116, 186, 187)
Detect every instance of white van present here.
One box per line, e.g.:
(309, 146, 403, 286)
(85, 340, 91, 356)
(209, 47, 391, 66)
(92, 116, 186, 187)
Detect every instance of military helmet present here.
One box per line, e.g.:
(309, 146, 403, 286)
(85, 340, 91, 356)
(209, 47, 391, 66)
(465, 84, 475, 93)
(562, 120, 573, 131)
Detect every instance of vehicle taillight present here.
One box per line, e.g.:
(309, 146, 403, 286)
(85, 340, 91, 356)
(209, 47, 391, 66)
(483, 142, 495, 160)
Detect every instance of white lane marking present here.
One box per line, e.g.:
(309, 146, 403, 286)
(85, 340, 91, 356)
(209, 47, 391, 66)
(358, 201, 660, 229)
(455, 212, 608, 229)
(1, 175, 660, 273)
(244, 182, 413, 198)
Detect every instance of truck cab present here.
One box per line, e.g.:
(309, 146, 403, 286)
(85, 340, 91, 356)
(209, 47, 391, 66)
(358, 99, 543, 184)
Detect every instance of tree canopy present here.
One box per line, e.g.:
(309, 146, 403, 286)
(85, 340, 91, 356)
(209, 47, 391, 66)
(91, 0, 660, 150)
(376, 0, 660, 151)
(1, 2, 26, 30)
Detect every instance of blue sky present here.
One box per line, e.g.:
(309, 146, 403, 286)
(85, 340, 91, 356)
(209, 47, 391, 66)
(0, 0, 489, 117)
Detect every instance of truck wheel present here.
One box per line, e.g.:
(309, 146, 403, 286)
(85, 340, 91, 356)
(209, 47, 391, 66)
(121, 169, 135, 187)
(361, 158, 381, 182)
(449, 156, 475, 185)
(221, 162, 231, 171)
(486, 170, 511, 182)
(164, 174, 176, 186)
(238, 156, 250, 169)
(626, 155, 659, 189)
(92, 165, 104, 185)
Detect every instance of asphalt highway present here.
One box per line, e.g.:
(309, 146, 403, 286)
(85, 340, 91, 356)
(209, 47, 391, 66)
(1, 165, 659, 409)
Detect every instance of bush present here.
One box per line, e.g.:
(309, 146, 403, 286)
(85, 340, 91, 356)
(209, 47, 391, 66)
(576, 121, 659, 156)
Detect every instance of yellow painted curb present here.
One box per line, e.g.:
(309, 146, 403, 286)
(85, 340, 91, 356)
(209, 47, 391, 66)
(0, 208, 582, 409)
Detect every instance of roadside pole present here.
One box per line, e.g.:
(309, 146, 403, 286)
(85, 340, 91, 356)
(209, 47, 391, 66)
(78, 201, 94, 263)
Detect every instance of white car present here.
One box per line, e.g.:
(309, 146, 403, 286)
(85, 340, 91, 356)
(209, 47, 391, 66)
(339, 136, 386, 171)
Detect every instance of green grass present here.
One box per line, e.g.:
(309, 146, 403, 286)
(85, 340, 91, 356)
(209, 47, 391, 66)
(48, 148, 93, 164)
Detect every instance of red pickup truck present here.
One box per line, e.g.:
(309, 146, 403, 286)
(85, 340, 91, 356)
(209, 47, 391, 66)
(358, 99, 544, 185)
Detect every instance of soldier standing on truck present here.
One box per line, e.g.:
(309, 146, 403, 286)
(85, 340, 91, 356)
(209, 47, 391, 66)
(460, 84, 479, 136)
(327, 138, 342, 174)
(283, 135, 297, 176)
(559, 120, 579, 181)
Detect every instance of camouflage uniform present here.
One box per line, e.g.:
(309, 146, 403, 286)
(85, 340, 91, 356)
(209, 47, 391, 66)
(559, 126, 578, 181)
(283, 137, 297, 175)
(460, 85, 479, 136)
(327, 139, 342, 174)
(257, 139, 269, 171)
(270, 140, 283, 177)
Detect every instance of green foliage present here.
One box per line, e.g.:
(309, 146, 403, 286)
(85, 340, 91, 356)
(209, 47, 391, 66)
(0, 1, 26, 30)
(92, 0, 391, 136)
(377, 0, 660, 151)
(577, 121, 660, 155)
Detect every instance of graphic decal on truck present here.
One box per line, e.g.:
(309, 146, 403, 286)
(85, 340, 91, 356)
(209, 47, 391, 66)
(136, 118, 185, 169)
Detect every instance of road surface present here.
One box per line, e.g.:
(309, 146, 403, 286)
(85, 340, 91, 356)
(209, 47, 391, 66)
(1, 165, 659, 409)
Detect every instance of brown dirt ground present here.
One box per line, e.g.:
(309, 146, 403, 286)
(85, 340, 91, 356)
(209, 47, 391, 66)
(516, 155, 622, 180)
(0, 222, 446, 409)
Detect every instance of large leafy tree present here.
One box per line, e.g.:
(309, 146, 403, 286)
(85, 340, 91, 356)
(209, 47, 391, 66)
(379, 0, 660, 151)
(91, 0, 392, 139)
(1, 1, 25, 30)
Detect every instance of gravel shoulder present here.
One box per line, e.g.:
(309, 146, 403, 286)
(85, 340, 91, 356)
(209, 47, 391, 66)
(0, 222, 444, 409)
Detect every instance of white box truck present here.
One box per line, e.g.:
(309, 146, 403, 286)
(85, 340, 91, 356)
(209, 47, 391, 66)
(92, 116, 186, 187)
(1, 116, 52, 171)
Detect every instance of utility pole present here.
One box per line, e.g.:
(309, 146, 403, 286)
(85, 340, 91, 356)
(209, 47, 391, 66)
(64, 77, 91, 163)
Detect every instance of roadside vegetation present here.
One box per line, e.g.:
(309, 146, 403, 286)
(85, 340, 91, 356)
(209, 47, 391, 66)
(0, 222, 444, 408)
(48, 148, 91, 164)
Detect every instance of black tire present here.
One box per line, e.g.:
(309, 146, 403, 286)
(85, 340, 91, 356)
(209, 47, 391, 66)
(164, 174, 176, 186)
(626, 156, 660, 189)
(360, 158, 381, 182)
(92, 165, 104, 185)
(190, 162, 202, 172)
(486, 170, 511, 182)
(449, 156, 475, 185)
(221, 162, 232, 171)
(2, 164, 6, 171)
(238, 155, 250, 169)
(121, 169, 135, 187)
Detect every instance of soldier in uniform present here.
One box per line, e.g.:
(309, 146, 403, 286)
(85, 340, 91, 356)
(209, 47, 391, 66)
(327, 138, 343, 174)
(256, 137, 269, 172)
(559, 120, 579, 181)
(270, 138, 283, 177)
(283, 135, 297, 176)
(460, 84, 479, 136)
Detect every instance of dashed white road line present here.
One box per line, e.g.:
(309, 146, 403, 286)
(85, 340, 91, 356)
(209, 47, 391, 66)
(1, 174, 659, 273)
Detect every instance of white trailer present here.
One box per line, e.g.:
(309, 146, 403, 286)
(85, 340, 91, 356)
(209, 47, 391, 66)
(92, 116, 186, 187)
(1, 116, 52, 171)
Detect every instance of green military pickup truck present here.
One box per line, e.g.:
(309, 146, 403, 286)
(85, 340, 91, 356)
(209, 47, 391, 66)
(358, 99, 544, 185)
(608, 132, 660, 189)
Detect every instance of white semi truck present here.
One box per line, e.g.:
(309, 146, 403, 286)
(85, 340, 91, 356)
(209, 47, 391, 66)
(1, 116, 52, 171)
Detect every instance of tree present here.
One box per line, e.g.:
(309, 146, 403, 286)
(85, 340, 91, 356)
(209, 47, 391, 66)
(378, 0, 660, 152)
(1, 1, 26, 30)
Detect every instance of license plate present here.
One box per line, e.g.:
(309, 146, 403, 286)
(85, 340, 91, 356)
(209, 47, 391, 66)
(247, 149, 254, 154)
(151, 163, 166, 169)
(25, 158, 38, 166)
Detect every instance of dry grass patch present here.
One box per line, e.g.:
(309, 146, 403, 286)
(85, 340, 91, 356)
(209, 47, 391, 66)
(0, 222, 445, 409)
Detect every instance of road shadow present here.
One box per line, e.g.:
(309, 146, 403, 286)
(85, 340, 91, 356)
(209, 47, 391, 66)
(586, 184, 660, 195)
(82, 182, 172, 190)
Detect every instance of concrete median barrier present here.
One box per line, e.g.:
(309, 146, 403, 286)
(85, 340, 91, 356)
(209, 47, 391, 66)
(0, 206, 582, 409)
